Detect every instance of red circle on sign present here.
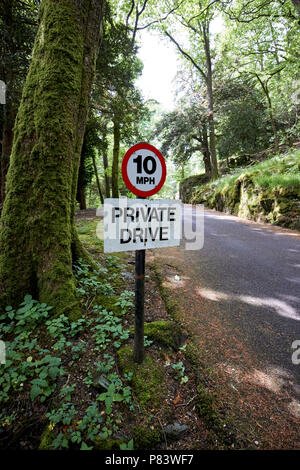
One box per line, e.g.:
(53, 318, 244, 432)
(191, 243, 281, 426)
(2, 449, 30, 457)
(121, 142, 167, 197)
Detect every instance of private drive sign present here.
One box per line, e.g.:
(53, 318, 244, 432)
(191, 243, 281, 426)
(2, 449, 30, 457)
(121, 142, 166, 197)
(104, 143, 182, 363)
(103, 198, 181, 253)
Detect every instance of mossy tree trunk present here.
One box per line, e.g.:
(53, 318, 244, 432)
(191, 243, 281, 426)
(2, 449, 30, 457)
(0, 0, 104, 316)
(0, 98, 15, 208)
(0, 3, 17, 210)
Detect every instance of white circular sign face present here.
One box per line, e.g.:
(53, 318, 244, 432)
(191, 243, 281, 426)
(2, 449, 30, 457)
(122, 143, 166, 197)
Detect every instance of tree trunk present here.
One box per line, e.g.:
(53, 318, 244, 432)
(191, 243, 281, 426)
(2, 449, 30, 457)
(102, 150, 110, 198)
(77, 185, 87, 210)
(0, 101, 15, 208)
(101, 126, 110, 198)
(202, 23, 218, 180)
(111, 117, 120, 198)
(201, 122, 212, 177)
(291, 0, 300, 15)
(265, 84, 278, 150)
(0, 0, 104, 316)
(0, 3, 16, 211)
(256, 76, 278, 150)
(76, 154, 87, 210)
(181, 164, 185, 181)
(92, 151, 104, 205)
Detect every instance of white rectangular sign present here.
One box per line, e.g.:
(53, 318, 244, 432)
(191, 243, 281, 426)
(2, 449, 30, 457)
(104, 198, 182, 253)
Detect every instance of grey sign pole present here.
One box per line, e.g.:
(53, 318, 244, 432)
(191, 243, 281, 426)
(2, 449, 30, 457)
(133, 247, 145, 364)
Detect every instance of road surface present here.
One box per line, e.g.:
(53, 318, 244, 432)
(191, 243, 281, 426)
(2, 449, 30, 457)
(154, 205, 300, 448)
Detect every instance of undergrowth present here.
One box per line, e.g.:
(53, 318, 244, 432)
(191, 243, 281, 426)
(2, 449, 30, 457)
(198, 150, 300, 193)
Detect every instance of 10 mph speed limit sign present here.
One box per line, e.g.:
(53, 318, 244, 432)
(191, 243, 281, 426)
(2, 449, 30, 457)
(121, 142, 166, 197)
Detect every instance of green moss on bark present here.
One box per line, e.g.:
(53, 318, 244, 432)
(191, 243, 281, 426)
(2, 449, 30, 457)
(0, 0, 104, 316)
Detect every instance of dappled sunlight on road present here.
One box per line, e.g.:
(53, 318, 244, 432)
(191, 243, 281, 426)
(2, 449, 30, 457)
(287, 399, 300, 418)
(198, 287, 229, 301)
(205, 214, 239, 222)
(209, 232, 230, 237)
(220, 362, 300, 418)
(197, 287, 300, 321)
(286, 277, 300, 284)
(240, 296, 299, 321)
(245, 366, 292, 394)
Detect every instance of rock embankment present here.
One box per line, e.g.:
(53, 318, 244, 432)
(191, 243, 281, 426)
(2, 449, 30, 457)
(182, 150, 300, 231)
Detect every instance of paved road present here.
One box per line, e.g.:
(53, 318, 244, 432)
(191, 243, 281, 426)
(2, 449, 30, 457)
(182, 206, 300, 379)
(154, 205, 300, 446)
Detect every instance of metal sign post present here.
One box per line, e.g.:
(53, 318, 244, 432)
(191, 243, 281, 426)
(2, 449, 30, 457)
(133, 195, 146, 364)
(134, 246, 145, 363)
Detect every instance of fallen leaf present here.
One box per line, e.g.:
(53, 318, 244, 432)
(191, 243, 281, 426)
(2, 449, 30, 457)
(173, 393, 182, 405)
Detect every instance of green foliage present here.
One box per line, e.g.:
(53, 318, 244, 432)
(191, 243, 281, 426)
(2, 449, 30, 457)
(113, 290, 134, 314)
(165, 360, 189, 384)
(215, 78, 270, 160)
(97, 383, 126, 414)
(120, 438, 134, 450)
(92, 306, 130, 351)
(191, 150, 300, 229)
(0, 296, 65, 403)
(38, 261, 136, 450)
(74, 259, 114, 297)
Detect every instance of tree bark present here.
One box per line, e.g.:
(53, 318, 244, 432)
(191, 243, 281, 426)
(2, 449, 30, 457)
(0, 0, 104, 316)
(0, 101, 15, 208)
(101, 126, 110, 198)
(92, 151, 104, 205)
(111, 117, 120, 198)
(77, 184, 87, 210)
(256, 75, 278, 150)
(0, 2, 17, 211)
(265, 85, 278, 150)
(202, 22, 219, 179)
(102, 150, 110, 198)
(200, 122, 212, 177)
(76, 154, 87, 210)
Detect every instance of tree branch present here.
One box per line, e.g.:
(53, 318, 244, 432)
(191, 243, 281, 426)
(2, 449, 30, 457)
(136, 0, 186, 30)
(164, 31, 207, 82)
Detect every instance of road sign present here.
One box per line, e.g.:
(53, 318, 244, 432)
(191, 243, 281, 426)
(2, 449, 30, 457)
(116, 143, 174, 364)
(103, 199, 182, 253)
(121, 142, 167, 197)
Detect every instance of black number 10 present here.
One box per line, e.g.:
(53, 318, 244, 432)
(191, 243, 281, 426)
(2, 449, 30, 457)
(133, 154, 156, 174)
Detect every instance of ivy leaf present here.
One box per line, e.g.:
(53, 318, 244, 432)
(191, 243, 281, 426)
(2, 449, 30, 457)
(30, 384, 41, 400)
(80, 442, 93, 450)
(113, 393, 123, 402)
(49, 366, 60, 379)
